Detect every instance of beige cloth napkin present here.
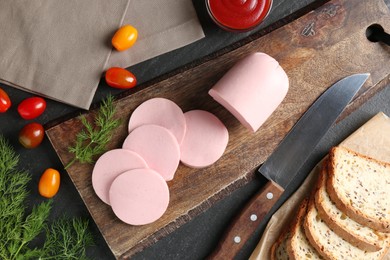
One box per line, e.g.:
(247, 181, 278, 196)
(107, 0, 205, 68)
(250, 112, 390, 259)
(0, 0, 204, 109)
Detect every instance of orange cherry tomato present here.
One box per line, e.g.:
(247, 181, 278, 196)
(112, 24, 138, 51)
(0, 87, 11, 113)
(105, 67, 137, 89)
(39, 168, 60, 198)
(19, 122, 45, 148)
(17, 97, 46, 120)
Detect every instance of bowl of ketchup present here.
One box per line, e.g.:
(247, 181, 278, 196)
(206, 0, 273, 32)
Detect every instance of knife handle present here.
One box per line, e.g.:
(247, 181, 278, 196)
(208, 181, 283, 260)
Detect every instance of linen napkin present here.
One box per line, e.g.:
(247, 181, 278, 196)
(107, 0, 205, 68)
(0, 0, 204, 109)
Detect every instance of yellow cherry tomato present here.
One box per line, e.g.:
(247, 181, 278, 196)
(112, 24, 138, 51)
(38, 168, 60, 198)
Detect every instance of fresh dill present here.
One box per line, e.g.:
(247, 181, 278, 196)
(65, 94, 121, 169)
(39, 217, 94, 260)
(0, 135, 93, 260)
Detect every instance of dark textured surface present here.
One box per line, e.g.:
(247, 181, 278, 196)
(0, 0, 389, 259)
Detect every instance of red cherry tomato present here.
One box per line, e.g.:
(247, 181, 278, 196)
(17, 97, 46, 119)
(105, 67, 137, 89)
(111, 24, 138, 51)
(39, 168, 60, 198)
(19, 122, 45, 149)
(0, 87, 11, 113)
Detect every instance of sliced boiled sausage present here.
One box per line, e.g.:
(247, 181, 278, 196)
(209, 52, 289, 132)
(109, 168, 170, 225)
(123, 124, 180, 181)
(180, 110, 229, 168)
(128, 98, 186, 144)
(92, 149, 148, 205)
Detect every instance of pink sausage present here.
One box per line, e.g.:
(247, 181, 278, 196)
(128, 98, 186, 144)
(92, 149, 148, 205)
(109, 168, 170, 225)
(209, 52, 289, 132)
(122, 124, 180, 181)
(180, 110, 229, 168)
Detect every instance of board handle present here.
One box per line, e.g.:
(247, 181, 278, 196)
(207, 181, 283, 260)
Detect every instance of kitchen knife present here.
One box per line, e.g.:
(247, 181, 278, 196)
(208, 73, 370, 259)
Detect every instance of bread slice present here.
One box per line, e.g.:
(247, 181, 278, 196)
(327, 146, 390, 232)
(286, 199, 323, 259)
(304, 199, 389, 259)
(270, 230, 290, 260)
(315, 160, 389, 251)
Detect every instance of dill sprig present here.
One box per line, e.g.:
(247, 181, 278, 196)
(65, 94, 121, 169)
(39, 217, 94, 260)
(0, 134, 33, 260)
(0, 135, 94, 260)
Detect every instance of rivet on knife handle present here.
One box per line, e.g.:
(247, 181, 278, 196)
(207, 181, 283, 260)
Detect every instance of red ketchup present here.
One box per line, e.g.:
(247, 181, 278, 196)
(206, 0, 273, 32)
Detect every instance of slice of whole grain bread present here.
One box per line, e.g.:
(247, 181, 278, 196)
(327, 146, 390, 232)
(270, 229, 290, 260)
(286, 199, 323, 260)
(304, 199, 389, 260)
(315, 160, 389, 251)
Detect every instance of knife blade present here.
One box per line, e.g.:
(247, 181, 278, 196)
(208, 73, 370, 259)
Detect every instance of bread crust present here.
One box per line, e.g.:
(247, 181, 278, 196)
(315, 160, 387, 251)
(327, 146, 390, 232)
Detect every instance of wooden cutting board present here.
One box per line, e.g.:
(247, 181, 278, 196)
(45, 0, 390, 258)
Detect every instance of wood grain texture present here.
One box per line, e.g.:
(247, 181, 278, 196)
(45, 0, 390, 258)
